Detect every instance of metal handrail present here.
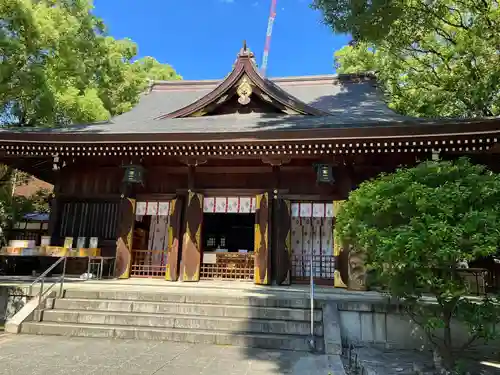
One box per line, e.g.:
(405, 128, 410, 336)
(308, 253, 316, 351)
(28, 255, 68, 321)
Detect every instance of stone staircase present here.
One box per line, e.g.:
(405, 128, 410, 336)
(21, 288, 325, 352)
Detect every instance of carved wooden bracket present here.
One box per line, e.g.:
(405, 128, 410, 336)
(487, 143, 500, 153)
(179, 157, 208, 167)
(260, 156, 291, 167)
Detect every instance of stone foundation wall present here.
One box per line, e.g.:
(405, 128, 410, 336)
(0, 286, 28, 324)
(334, 300, 500, 350)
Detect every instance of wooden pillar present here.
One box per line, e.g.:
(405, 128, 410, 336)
(114, 197, 136, 279)
(337, 166, 354, 199)
(254, 192, 270, 285)
(262, 157, 291, 285)
(187, 165, 195, 190)
(47, 195, 60, 243)
(180, 191, 203, 281)
(48, 169, 63, 244)
(179, 158, 205, 282)
(271, 166, 279, 283)
(335, 166, 367, 291)
(333, 200, 348, 288)
(273, 197, 291, 285)
(334, 167, 352, 288)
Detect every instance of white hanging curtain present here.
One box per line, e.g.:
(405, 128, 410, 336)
(290, 202, 336, 278)
(148, 215, 170, 266)
(134, 201, 173, 264)
(202, 197, 257, 213)
(135, 201, 171, 220)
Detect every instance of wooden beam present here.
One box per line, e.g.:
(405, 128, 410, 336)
(135, 193, 177, 201)
(281, 194, 342, 201)
(176, 188, 289, 196)
(196, 166, 272, 174)
(187, 165, 195, 190)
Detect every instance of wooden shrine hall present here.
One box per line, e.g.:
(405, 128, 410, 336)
(1, 43, 500, 290)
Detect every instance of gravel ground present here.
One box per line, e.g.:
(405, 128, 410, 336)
(341, 346, 500, 375)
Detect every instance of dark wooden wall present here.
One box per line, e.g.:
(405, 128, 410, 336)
(54, 156, 408, 202)
(57, 162, 335, 197)
(58, 167, 123, 197)
(50, 156, 405, 261)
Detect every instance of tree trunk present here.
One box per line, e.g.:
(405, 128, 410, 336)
(434, 317, 455, 373)
(433, 348, 445, 374)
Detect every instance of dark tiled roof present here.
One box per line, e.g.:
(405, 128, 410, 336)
(92, 75, 411, 134)
(0, 74, 414, 136)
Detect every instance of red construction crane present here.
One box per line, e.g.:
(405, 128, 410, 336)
(260, 0, 277, 77)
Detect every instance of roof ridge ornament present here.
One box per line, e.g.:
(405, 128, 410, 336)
(238, 40, 254, 58)
(157, 43, 330, 119)
(236, 76, 252, 105)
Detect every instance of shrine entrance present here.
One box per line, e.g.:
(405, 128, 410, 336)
(179, 193, 270, 284)
(200, 197, 256, 281)
(130, 201, 172, 278)
(290, 202, 342, 286)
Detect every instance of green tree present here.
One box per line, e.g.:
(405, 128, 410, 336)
(12, 172, 51, 214)
(333, 42, 380, 74)
(0, 166, 41, 245)
(0, 0, 181, 127)
(335, 158, 500, 371)
(133, 56, 182, 85)
(314, 0, 500, 117)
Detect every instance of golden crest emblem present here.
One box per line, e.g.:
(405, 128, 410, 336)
(236, 76, 252, 105)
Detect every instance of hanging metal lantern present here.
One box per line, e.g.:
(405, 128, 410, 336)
(315, 164, 334, 184)
(122, 164, 145, 184)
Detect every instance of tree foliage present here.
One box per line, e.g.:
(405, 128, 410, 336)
(0, 0, 181, 127)
(0, 167, 48, 245)
(335, 158, 500, 370)
(313, 0, 500, 117)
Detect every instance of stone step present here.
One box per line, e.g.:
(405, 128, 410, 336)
(21, 321, 324, 352)
(62, 289, 321, 309)
(42, 309, 323, 336)
(52, 298, 323, 322)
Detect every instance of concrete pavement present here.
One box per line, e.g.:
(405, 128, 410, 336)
(0, 334, 346, 375)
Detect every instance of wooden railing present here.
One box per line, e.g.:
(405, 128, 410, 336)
(130, 249, 168, 278)
(291, 254, 335, 285)
(200, 252, 254, 281)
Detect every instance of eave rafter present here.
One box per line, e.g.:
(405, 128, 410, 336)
(0, 133, 497, 158)
(157, 42, 329, 119)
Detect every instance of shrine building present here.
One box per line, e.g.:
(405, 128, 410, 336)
(1, 44, 499, 290)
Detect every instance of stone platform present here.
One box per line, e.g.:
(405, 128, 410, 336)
(5, 279, 355, 354)
(0, 277, 386, 303)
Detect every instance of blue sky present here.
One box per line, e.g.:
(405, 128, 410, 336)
(92, 0, 350, 80)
